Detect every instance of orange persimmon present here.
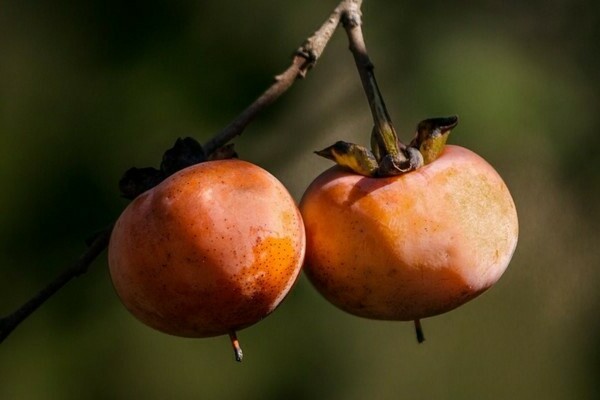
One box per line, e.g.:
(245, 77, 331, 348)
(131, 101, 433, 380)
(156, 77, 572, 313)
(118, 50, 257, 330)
(108, 159, 305, 342)
(300, 145, 518, 321)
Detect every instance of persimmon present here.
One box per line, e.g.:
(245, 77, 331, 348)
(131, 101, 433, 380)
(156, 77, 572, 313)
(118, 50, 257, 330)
(108, 158, 305, 360)
(300, 116, 518, 340)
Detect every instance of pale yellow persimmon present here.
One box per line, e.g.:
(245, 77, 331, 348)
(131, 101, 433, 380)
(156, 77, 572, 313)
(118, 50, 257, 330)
(300, 145, 518, 321)
(109, 159, 305, 337)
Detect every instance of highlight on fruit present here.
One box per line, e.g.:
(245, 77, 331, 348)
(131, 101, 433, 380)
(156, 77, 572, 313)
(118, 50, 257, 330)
(301, 115, 518, 342)
(0, 1, 520, 362)
(108, 141, 306, 362)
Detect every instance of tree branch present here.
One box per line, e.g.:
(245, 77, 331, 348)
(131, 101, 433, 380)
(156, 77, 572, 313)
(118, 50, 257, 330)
(203, 0, 363, 155)
(0, 226, 112, 343)
(1, 0, 363, 344)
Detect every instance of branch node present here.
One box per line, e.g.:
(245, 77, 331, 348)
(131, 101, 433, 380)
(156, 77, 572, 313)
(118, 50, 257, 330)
(295, 47, 317, 65)
(2, 0, 366, 346)
(341, 2, 362, 28)
(292, 51, 316, 79)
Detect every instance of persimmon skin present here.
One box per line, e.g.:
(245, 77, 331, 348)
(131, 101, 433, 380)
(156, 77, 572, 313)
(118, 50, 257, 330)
(108, 159, 305, 337)
(300, 145, 518, 321)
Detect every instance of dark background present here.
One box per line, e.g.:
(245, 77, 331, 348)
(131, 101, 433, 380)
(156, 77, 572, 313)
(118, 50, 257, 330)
(1, 1, 599, 398)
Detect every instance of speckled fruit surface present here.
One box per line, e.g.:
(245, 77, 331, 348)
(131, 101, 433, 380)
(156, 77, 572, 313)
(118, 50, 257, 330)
(109, 159, 306, 337)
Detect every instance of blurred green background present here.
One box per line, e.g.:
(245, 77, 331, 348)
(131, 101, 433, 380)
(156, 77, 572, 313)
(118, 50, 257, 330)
(1, 0, 599, 398)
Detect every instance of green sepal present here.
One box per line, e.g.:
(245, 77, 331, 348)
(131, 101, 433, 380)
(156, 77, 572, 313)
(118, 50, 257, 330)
(315, 141, 379, 177)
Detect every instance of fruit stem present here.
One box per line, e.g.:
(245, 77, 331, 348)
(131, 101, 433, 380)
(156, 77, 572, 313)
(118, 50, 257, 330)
(409, 116, 459, 165)
(342, 7, 410, 174)
(229, 331, 244, 362)
(414, 319, 425, 344)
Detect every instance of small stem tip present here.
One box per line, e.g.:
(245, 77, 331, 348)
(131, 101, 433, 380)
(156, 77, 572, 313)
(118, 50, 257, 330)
(229, 331, 243, 362)
(414, 319, 425, 344)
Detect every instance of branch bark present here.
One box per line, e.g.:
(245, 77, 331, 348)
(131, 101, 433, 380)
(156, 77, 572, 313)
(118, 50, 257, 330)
(1, 0, 363, 344)
(0, 226, 112, 343)
(204, 0, 362, 155)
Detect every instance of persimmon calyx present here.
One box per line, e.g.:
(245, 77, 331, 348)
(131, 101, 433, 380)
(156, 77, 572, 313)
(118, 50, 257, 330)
(314, 115, 459, 177)
(409, 116, 459, 165)
(315, 141, 379, 176)
(314, 141, 416, 178)
(118, 137, 239, 200)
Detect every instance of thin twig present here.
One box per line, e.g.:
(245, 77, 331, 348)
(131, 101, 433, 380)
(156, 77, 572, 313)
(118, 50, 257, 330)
(0, 226, 113, 343)
(203, 0, 362, 155)
(202, 56, 308, 156)
(1, 0, 363, 345)
(341, 4, 395, 133)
